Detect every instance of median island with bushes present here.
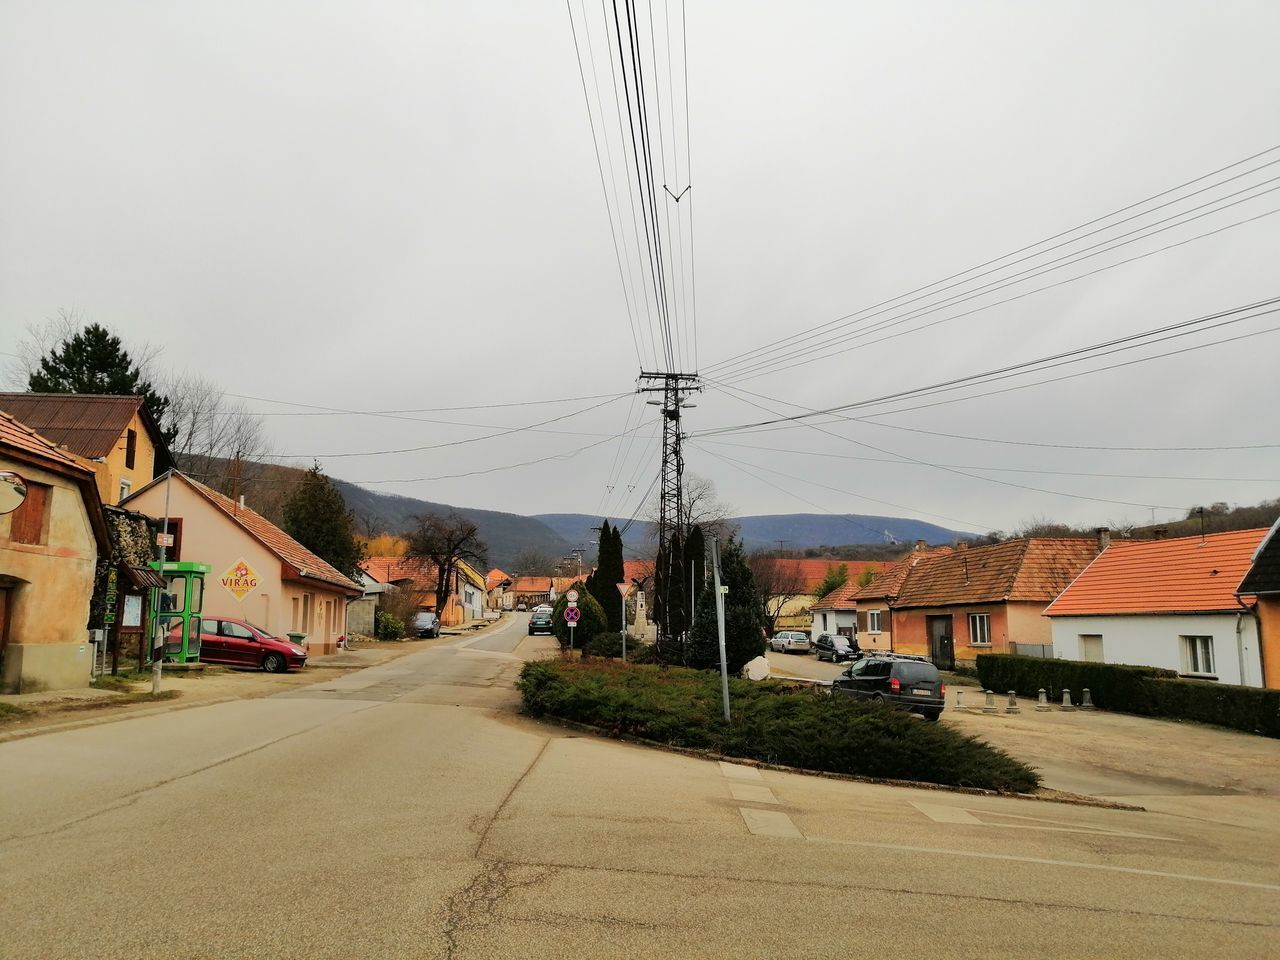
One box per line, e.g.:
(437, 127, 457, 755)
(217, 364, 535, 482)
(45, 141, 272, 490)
(518, 659, 1041, 793)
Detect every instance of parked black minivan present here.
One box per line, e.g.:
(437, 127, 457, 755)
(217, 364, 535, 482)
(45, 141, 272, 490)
(831, 655, 945, 721)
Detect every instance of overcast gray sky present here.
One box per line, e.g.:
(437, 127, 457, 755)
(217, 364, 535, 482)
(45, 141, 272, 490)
(3, 1, 1278, 535)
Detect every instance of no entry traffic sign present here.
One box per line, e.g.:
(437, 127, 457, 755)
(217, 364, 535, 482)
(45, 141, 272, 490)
(564, 606, 581, 624)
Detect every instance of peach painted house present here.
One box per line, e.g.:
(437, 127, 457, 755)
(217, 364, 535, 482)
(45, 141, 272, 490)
(890, 537, 1102, 669)
(811, 545, 952, 650)
(0, 393, 171, 506)
(123, 472, 361, 654)
(1, 409, 111, 692)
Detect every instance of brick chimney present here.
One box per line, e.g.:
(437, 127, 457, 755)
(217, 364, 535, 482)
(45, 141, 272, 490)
(1096, 527, 1111, 551)
(914, 539, 927, 552)
(955, 541, 969, 551)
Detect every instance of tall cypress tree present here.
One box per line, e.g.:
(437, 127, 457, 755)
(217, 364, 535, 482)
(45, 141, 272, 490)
(608, 524, 626, 631)
(588, 519, 616, 628)
(684, 524, 706, 620)
(688, 537, 766, 673)
(28, 322, 172, 440)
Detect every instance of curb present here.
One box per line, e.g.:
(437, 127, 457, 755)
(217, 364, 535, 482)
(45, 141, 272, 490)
(526, 713, 1145, 812)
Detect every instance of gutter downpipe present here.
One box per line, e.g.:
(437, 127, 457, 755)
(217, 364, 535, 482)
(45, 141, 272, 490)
(1235, 595, 1260, 688)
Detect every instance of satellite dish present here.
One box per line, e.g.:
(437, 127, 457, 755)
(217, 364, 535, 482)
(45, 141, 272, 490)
(0, 472, 27, 515)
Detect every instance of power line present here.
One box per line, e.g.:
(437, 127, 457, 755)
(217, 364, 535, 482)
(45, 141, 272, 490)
(703, 142, 1280, 378)
(566, 0, 646, 368)
(695, 298, 1280, 437)
(266, 393, 629, 460)
(712, 192, 1280, 384)
(696, 438, 1279, 483)
(708, 381, 1191, 512)
(223, 390, 625, 416)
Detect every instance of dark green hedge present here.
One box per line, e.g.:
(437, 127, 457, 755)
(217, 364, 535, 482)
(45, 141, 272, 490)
(975, 653, 1175, 710)
(976, 653, 1279, 738)
(519, 659, 1040, 793)
(1139, 677, 1280, 738)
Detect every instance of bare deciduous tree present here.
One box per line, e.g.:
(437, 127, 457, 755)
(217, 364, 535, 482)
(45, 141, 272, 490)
(5, 309, 164, 389)
(406, 511, 487, 618)
(748, 552, 810, 636)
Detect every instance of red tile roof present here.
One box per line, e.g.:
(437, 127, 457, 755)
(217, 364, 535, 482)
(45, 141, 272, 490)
(486, 568, 513, 591)
(624, 559, 655, 586)
(812, 548, 953, 610)
(894, 539, 1099, 608)
(510, 576, 556, 595)
(0, 408, 91, 475)
(0, 393, 166, 461)
(361, 556, 441, 592)
(189, 478, 361, 594)
(1045, 528, 1269, 616)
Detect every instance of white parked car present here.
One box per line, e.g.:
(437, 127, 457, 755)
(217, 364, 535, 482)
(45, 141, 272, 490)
(533, 604, 553, 616)
(769, 631, 812, 654)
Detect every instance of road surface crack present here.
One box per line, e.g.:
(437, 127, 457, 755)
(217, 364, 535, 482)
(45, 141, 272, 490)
(442, 859, 556, 959)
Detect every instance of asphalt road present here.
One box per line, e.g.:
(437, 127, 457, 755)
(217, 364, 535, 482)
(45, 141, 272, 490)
(2, 613, 1277, 958)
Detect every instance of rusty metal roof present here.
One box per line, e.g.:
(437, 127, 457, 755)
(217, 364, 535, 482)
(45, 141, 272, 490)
(0, 393, 164, 462)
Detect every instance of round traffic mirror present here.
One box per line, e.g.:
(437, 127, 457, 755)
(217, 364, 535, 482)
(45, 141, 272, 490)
(0, 471, 27, 515)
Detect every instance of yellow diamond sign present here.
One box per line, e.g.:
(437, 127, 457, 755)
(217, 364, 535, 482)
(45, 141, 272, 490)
(220, 558, 260, 601)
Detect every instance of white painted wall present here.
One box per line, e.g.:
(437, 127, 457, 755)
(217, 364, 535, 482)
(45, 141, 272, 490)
(810, 609, 855, 643)
(1050, 613, 1263, 688)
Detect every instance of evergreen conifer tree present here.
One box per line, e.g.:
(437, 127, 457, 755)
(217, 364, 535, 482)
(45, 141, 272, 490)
(688, 537, 766, 673)
(282, 464, 365, 579)
(28, 322, 172, 439)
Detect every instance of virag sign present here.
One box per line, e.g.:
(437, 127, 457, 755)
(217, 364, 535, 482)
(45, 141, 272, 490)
(220, 559, 260, 601)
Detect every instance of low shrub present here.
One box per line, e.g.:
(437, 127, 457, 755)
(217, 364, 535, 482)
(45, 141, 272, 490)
(1139, 677, 1280, 738)
(585, 632, 636, 658)
(976, 653, 1174, 710)
(518, 660, 1040, 793)
(374, 610, 405, 641)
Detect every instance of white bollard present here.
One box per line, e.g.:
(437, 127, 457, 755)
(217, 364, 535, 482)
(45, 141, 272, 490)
(1081, 687, 1096, 710)
(982, 689, 998, 715)
(1005, 690, 1020, 715)
(1036, 688, 1051, 712)
(1060, 689, 1077, 712)
(955, 689, 965, 711)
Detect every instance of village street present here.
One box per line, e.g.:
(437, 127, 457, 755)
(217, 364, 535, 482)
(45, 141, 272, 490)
(1, 614, 1277, 959)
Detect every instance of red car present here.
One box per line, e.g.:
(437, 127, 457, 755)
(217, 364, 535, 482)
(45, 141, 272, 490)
(169, 617, 309, 672)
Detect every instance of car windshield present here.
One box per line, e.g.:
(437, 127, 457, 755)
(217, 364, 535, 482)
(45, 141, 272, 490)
(832, 638, 851, 649)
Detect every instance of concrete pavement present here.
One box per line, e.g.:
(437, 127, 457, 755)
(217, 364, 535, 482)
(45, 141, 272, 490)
(1, 612, 1276, 958)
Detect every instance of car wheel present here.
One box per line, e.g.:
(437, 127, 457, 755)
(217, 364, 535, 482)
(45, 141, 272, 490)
(871, 693, 885, 704)
(262, 652, 286, 673)
(923, 710, 942, 722)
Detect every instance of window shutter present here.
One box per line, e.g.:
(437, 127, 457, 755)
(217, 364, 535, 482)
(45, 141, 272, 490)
(856, 609, 868, 632)
(10, 482, 49, 545)
(125, 429, 138, 470)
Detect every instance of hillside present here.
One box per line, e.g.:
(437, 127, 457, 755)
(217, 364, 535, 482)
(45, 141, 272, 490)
(331, 480, 573, 571)
(534, 511, 967, 556)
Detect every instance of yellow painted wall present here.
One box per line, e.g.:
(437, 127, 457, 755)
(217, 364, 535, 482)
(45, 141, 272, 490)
(87, 410, 159, 505)
(1, 458, 98, 692)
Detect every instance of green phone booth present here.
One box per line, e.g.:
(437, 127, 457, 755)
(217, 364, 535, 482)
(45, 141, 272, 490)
(149, 561, 212, 662)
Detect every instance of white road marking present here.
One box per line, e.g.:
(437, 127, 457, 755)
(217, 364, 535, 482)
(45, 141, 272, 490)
(910, 801, 1177, 841)
(729, 784, 780, 805)
(740, 808, 804, 839)
(719, 762, 763, 781)
(808, 835, 1279, 892)
(911, 802, 982, 825)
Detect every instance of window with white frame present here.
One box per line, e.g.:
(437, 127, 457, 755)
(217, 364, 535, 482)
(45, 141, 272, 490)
(968, 613, 991, 646)
(867, 609, 882, 633)
(1180, 636, 1215, 677)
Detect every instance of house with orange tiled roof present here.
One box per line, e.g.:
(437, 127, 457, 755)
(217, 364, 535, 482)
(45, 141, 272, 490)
(361, 556, 487, 626)
(2, 409, 112, 692)
(889, 536, 1102, 669)
(1046, 528, 1270, 688)
(809, 544, 951, 650)
(124, 472, 361, 654)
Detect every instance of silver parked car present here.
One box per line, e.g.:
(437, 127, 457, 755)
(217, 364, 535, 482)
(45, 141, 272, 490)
(769, 630, 812, 654)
